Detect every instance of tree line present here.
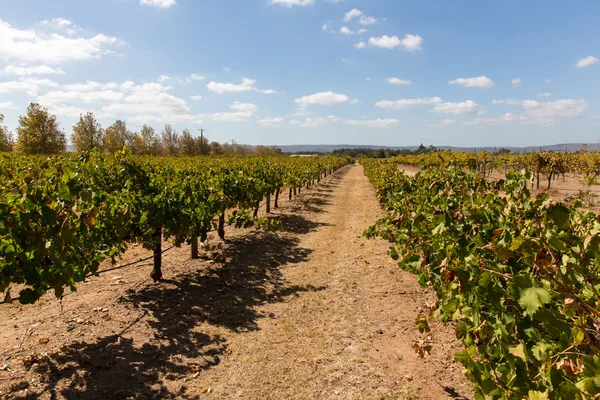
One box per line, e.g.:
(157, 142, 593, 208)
(0, 103, 281, 156)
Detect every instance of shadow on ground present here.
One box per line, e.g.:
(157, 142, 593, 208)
(10, 231, 322, 400)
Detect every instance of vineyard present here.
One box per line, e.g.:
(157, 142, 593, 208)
(362, 154, 600, 399)
(0, 151, 351, 304)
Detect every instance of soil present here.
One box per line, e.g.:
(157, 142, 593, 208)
(0, 164, 473, 400)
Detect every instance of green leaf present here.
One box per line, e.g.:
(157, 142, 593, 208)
(519, 286, 552, 316)
(548, 204, 570, 230)
(528, 390, 549, 400)
(510, 343, 527, 360)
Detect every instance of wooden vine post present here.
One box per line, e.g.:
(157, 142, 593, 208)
(150, 227, 163, 282)
(266, 192, 271, 213)
(191, 233, 199, 259)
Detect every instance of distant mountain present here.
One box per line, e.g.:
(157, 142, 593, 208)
(276, 143, 600, 154)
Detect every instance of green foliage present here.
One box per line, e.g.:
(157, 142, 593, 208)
(15, 103, 66, 155)
(0, 114, 14, 152)
(71, 112, 104, 152)
(0, 153, 351, 304)
(103, 120, 129, 154)
(362, 158, 600, 399)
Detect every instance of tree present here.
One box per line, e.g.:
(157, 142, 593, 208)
(179, 129, 198, 155)
(140, 125, 161, 155)
(210, 141, 223, 155)
(498, 148, 511, 155)
(71, 112, 103, 152)
(15, 103, 66, 154)
(161, 124, 180, 156)
(103, 120, 129, 154)
(0, 114, 14, 152)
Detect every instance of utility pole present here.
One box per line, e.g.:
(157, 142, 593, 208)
(198, 128, 206, 155)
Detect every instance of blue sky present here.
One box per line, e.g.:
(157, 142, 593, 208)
(0, 0, 599, 147)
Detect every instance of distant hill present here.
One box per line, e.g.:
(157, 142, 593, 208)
(276, 143, 600, 154)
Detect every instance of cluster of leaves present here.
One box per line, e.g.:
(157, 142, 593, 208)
(0, 151, 351, 304)
(362, 157, 600, 399)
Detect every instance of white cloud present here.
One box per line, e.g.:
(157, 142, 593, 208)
(295, 91, 358, 106)
(344, 9, 363, 22)
(355, 41, 366, 49)
(38, 89, 125, 104)
(537, 92, 553, 97)
(368, 34, 423, 51)
(386, 77, 411, 85)
(158, 75, 170, 82)
(269, 0, 314, 6)
(507, 98, 588, 118)
(257, 117, 284, 127)
(375, 97, 443, 109)
(0, 101, 16, 109)
(0, 19, 123, 64)
(343, 9, 377, 25)
(448, 76, 495, 88)
(575, 56, 599, 68)
(2, 64, 65, 76)
(190, 95, 202, 101)
(512, 77, 521, 87)
(229, 101, 258, 112)
(327, 115, 341, 122)
(492, 99, 504, 104)
(140, 0, 176, 8)
(344, 118, 399, 128)
(427, 119, 457, 128)
(206, 77, 275, 94)
(190, 73, 204, 81)
(291, 117, 329, 128)
(42, 18, 73, 27)
(340, 26, 367, 35)
(432, 100, 484, 115)
(463, 113, 528, 126)
(0, 77, 58, 96)
(207, 111, 253, 122)
(545, 79, 552, 83)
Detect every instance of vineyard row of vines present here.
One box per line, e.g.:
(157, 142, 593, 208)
(362, 156, 600, 399)
(392, 147, 600, 189)
(0, 149, 351, 304)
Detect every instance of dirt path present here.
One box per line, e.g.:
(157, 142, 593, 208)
(0, 164, 472, 400)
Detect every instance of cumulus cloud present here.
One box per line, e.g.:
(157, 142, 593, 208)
(537, 92, 553, 97)
(448, 76, 495, 88)
(344, 118, 399, 128)
(206, 77, 275, 94)
(355, 41, 366, 49)
(290, 117, 329, 128)
(140, 0, 176, 8)
(386, 77, 411, 85)
(575, 56, 599, 68)
(368, 34, 423, 51)
(295, 91, 358, 106)
(0, 101, 16, 109)
(2, 64, 65, 76)
(190, 95, 202, 101)
(0, 77, 59, 96)
(343, 9, 377, 25)
(509, 98, 588, 118)
(432, 100, 484, 115)
(229, 101, 258, 112)
(375, 97, 443, 109)
(257, 117, 285, 127)
(340, 26, 367, 35)
(512, 77, 522, 87)
(269, 0, 314, 6)
(158, 75, 170, 82)
(0, 19, 123, 64)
